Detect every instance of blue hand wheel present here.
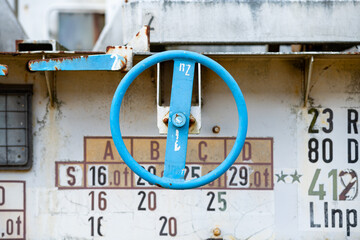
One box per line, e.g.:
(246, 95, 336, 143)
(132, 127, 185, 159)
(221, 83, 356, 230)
(110, 50, 248, 189)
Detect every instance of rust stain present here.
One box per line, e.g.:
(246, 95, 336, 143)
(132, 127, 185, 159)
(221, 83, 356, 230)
(1, 68, 8, 76)
(145, 25, 150, 46)
(15, 40, 24, 51)
(162, 116, 196, 128)
(347, 51, 360, 55)
(145, 25, 150, 38)
(106, 46, 115, 52)
(29, 55, 89, 68)
(189, 116, 196, 127)
(120, 59, 126, 67)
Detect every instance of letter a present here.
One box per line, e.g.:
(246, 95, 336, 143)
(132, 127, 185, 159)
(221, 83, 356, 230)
(103, 141, 114, 160)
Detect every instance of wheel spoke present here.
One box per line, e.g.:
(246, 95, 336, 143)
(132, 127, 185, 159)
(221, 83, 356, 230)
(163, 59, 196, 180)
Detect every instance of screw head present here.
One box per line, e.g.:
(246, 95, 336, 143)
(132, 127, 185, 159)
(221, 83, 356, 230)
(212, 125, 220, 134)
(213, 227, 221, 236)
(171, 112, 186, 128)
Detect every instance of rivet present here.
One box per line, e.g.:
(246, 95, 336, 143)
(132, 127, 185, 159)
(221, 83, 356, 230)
(212, 125, 220, 134)
(213, 227, 221, 236)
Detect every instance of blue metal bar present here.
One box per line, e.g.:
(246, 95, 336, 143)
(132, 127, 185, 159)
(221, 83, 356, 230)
(163, 59, 195, 179)
(0, 64, 8, 76)
(28, 54, 126, 71)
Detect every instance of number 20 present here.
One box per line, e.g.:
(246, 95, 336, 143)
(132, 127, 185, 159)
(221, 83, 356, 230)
(159, 216, 177, 237)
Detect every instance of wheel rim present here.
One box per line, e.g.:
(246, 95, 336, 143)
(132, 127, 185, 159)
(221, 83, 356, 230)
(110, 50, 248, 189)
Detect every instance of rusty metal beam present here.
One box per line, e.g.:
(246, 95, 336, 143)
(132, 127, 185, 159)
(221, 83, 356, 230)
(28, 54, 126, 71)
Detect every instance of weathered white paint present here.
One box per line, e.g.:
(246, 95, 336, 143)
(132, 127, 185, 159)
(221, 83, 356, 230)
(95, 0, 360, 50)
(0, 0, 27, 51)
(0, 53, 359, 239)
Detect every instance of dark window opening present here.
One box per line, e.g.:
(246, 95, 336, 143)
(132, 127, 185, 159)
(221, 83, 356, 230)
(58, 12, 105, 51)
(0, 85, 32, 170)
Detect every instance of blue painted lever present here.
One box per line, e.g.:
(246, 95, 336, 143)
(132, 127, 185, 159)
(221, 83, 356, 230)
(163, 59, 196, 180)
(110, 50, 248, 189)
(28, 54, 126, 71)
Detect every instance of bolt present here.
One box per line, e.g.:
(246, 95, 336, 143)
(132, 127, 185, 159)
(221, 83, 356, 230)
(171, 112, 186, 128)
(213, 227, 221, 236)
(174, 114, 183, 124)
(163, 117, 169, 124)
(212, 125, 220, 134)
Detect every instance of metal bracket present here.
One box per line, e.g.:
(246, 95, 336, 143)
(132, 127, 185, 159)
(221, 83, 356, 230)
(43, 55, 56, 107)
(27, 26, 150, 72)
(26, 26, 150, 108)
(157, 63, 202, 134)
(126, 25, 150, 52)
(304, 56, 314, 107)
(0, 64, 8, 76)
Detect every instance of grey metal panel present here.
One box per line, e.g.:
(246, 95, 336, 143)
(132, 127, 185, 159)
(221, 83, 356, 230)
(7, 147, 27, 165)
(0, 112, 5, 128)
(0, 95, 4, 110)
(0, 130, 5, 145)
(95, 0, 360, 50)
(0, 147, 5, 164)
(0, 0, 27, 51)
(6, 112, 26, 128)
(7, 129, 26, 145)
(7, 95, 27, 111)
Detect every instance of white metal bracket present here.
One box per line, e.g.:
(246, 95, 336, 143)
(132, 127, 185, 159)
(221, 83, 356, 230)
(157, 63, 202, 134)
(43, 55, 56, 107)
(304, 56, 314, 107)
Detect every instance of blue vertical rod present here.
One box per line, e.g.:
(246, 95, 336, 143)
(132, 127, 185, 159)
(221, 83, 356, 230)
(163, 59, 196, 180)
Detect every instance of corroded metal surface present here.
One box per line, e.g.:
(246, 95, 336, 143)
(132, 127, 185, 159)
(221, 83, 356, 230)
(28, 54, 126, 71)
(0, 64, 8, 76)
(126, 25, 150, 52)
(105, 46, 133, 71)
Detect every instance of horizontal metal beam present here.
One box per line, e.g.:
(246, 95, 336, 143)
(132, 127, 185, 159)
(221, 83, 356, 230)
(28, 54, 126, 71)
(97, 0, 360, 49)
